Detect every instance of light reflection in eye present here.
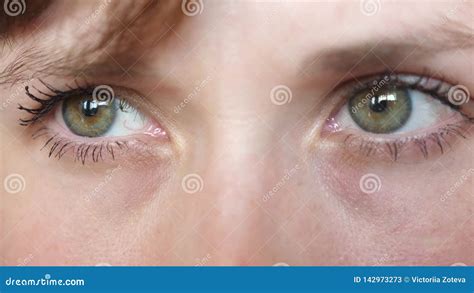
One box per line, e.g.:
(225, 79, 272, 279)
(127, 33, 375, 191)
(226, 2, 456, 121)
(347, 86, 412, 134)
(19, 80, 171, 164)
(322, 74, 474, 162)
(58, 92, 165, 139)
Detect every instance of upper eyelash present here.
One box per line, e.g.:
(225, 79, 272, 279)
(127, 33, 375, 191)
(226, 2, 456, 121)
(338, 72, 474, 161)
(17, 80, 154, 164)
(18, 80, 92, 125)
(18, 80, 131, 126)
(348, 72, 474, 124)
(18, 75, 471, 163)
(348, 71, 457, 109)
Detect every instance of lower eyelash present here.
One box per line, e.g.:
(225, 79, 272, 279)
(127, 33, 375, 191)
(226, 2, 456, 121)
(342, 119, 474, 162)
(32, 127, 128, 164)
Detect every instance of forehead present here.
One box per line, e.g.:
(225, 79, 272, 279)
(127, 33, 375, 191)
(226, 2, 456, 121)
(10, 1, 472, 44)
(1, 0, 472, 87)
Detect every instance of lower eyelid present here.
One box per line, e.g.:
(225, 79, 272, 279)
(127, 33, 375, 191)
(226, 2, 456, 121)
(30, 125, 172, 165)
(320, 118, 473, 164)
(319, 73, 474, 162)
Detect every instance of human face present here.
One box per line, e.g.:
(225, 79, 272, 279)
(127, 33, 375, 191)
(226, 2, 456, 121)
(1, 0, 473, 266)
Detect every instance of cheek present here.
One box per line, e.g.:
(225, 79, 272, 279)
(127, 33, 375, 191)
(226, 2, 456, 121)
(79, 161, 173, 213)
(1, 140, 175, 265)
(314, 139, 474, 264)
(318, 141, 472, 215)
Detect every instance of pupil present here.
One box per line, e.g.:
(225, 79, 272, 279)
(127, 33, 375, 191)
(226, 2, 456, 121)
(369, 95, 389, 113)
(82, 99, 99, 116)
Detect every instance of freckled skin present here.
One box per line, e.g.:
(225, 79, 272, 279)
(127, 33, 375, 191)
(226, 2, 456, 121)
(0, 0, 473, 266)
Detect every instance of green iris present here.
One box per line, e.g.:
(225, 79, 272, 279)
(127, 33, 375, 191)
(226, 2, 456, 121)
(62, 96, 116, 137)
(349, 87, 412, 134)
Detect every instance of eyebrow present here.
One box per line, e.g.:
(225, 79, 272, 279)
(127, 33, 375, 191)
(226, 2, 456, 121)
(2, 3, 473, 87)
(0, 0, 179, 85)
(301, 18, 474, 76)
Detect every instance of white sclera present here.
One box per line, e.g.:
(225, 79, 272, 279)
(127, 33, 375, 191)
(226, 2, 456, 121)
(104, 101, 149, 136)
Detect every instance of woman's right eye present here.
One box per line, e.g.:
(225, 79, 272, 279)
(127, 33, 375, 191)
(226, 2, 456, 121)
(19, 83, 169, 164)
(60, 91, 164, 139)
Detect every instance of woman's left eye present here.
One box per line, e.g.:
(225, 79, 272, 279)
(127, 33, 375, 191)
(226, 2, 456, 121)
(335, 81, 456, 135)
(323, 73, 474, 162)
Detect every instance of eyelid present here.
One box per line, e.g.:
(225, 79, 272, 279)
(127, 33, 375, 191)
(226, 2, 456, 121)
(333, 122, 472, 164)
(19, 80, 172, 164)
(326, 72, 472, 124)
(321, 73, 474, 163)
(32, 125, 172, 164)
(30, 112, 170, 165)
(19, 81, 147, 125)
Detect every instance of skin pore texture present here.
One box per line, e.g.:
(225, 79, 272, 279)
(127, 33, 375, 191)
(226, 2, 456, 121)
(0, 0, 473, 266)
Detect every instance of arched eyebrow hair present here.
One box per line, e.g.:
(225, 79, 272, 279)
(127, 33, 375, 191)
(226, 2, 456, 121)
(302, 18, 474, 76)
(1, 2, 473, 87)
